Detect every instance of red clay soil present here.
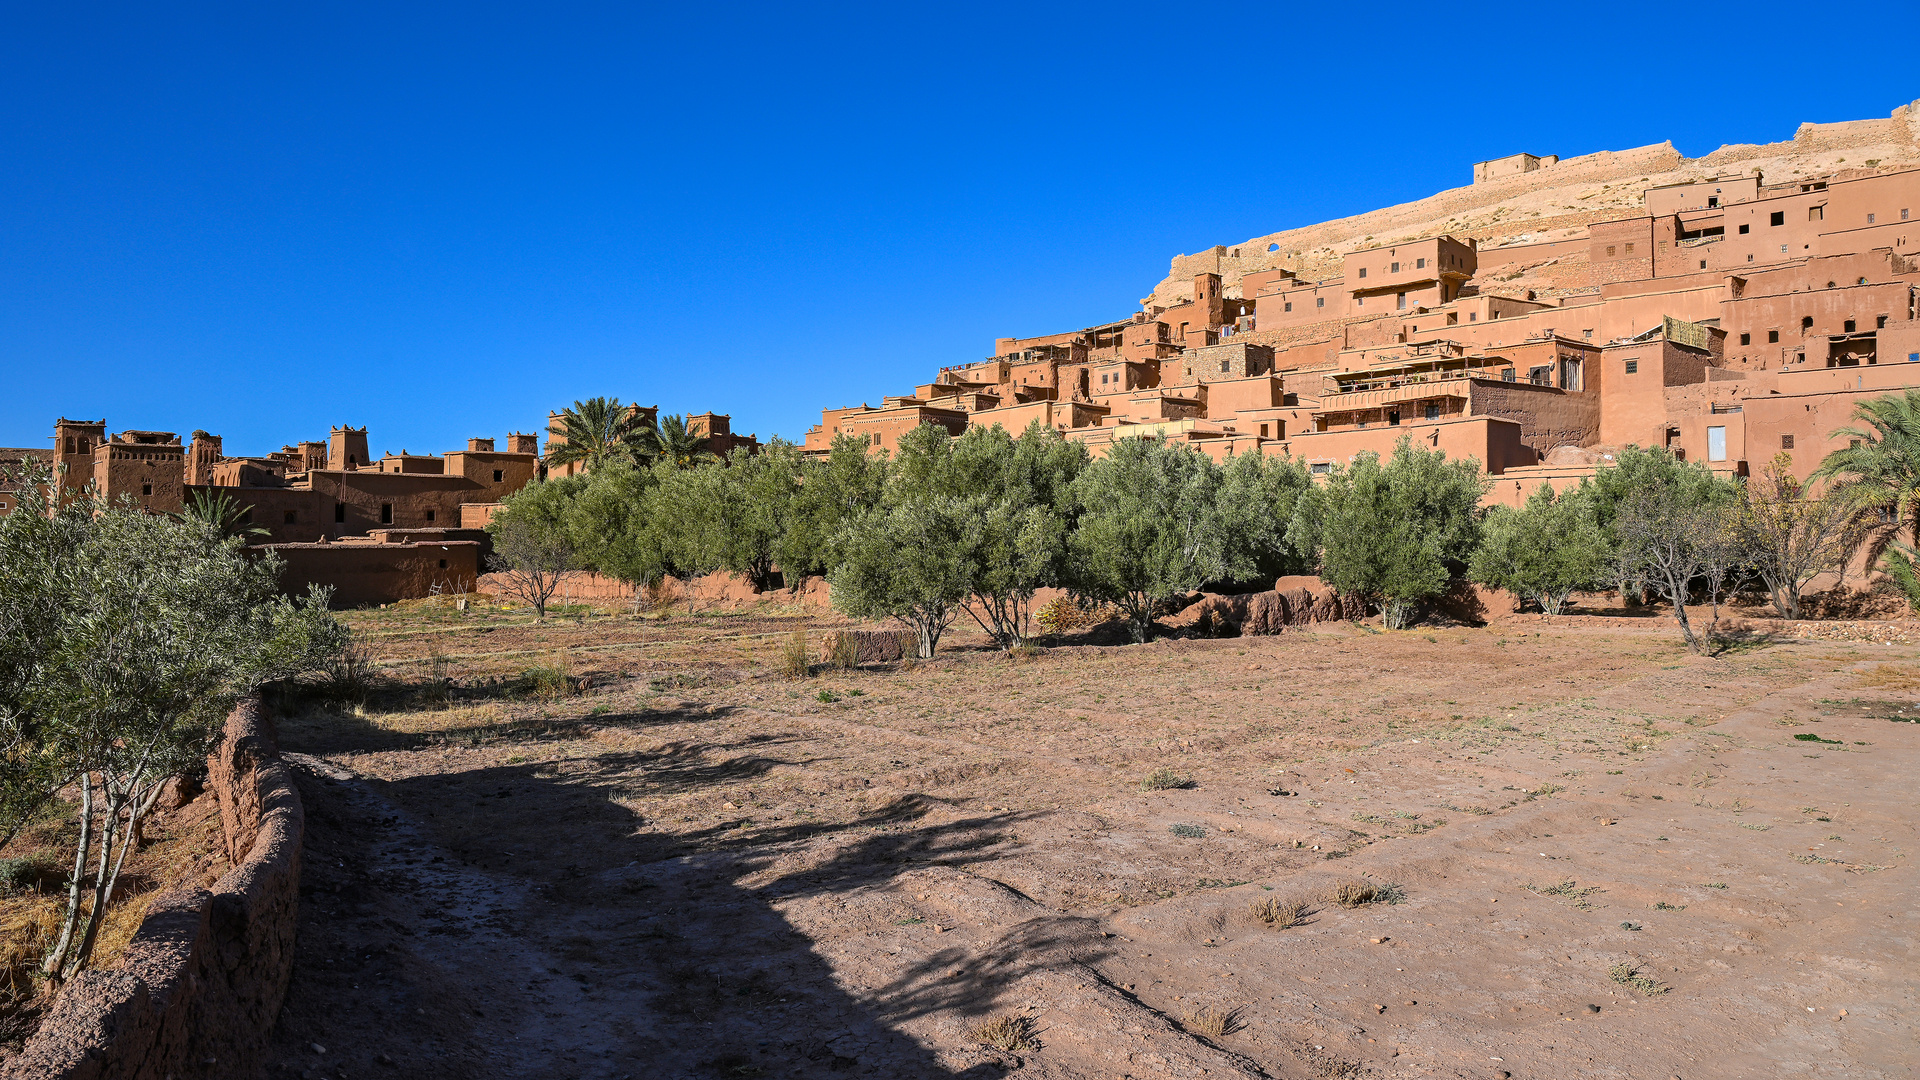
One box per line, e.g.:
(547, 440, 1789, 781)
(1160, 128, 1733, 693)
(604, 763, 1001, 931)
(263, 614, 1918, 1079)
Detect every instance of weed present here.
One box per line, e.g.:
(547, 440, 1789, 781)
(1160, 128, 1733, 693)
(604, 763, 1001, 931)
(1606, 770, 1624, 775)
(848, 689, 865, 697)
(1180, 1003, 1242, 1039)
(895, 916, 924, 926)
(1608, 961, 1669, 996)
(1170, 823, 1205, 839)
(1249, 897, 1311, 928)
(779, 628, 812, 679)
(969, 1013, 1037, 1053)
(505, 755, 527, 765)
(1701, 881, 1727, 889)
(1793, 733, 1841, 744)
(522, 657, 574, 701)
(1196, 878, 1249, 889)
(1620, 920, 1642, 931)
(1739, 823, 1771, 831)
(816, 689, 841, 703)
(1651, 902, 1684, 911)
(1142, 767, 1194, 791)
(0, 856, 60, 894)
(1526, 879, 1600, 909)
(589, 704, 611, 716)
(322, 635, 378, 704)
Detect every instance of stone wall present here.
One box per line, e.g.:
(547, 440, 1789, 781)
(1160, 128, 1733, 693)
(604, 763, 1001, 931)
(1, 696, 304, 1080)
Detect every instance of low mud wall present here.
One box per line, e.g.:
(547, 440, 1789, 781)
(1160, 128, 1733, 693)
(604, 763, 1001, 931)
(2, 696, 304, 1080)
(1172, 576, 1369, 635)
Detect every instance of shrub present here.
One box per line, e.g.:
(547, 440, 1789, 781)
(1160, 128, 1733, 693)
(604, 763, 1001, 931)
(778, 628, 811, 679)
(1608, 961, 1669, 995)
(0, 856, 60, 895)
(1330, 879, 1379, 907)
(968, 1013, 1036, 1052)
(522, 659, 574, 701)
(1180, 1003, 1241, 1039)
(1249, 897, 1310, 928)
(1141, 767, 1193, 791)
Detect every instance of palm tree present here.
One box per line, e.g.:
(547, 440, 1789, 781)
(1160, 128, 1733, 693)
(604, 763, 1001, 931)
(646, 414, 714, 469)
(173, 488, 269, 540)
(1812, 388, 1920, 531)
(544, 397, 657, 474)
(1814, 388, 1920, 609)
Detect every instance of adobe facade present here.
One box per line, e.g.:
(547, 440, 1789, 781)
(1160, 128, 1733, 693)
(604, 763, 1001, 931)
(802, 106, 1920, 504)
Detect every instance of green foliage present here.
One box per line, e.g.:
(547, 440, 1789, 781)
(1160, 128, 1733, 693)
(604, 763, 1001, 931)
(174, 487, 268, 540)
(1065, 438, 1245, 642)
(487, 477, 582, 618)
(1217, 449, 1318, 582)
(775, 433, 887, 578)
(1317, 437, 1486, 629)
(1740, 453, 1866, 618)
(1611, 477, 1748, 652)
(645, 413, 715, 469)
(1812, 387, 1920, 532)
(1470, 484, 1611, 614)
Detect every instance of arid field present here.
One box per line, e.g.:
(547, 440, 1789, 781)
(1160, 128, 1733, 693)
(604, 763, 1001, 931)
(250, 598, 1915, 1079)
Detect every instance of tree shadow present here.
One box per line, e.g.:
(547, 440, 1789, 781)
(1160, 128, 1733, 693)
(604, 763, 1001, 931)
(274, 698, 1079, 1078)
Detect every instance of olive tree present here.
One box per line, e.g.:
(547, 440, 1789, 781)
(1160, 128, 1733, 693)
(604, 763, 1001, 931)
(1469, 484, 1612, 614)
(0, 471, 344, 980)
(1316, 437, 1485, 629)
(1739, 453, 1867, 618)
(829, 496, 972, 658)
(486, 477, 582, 619)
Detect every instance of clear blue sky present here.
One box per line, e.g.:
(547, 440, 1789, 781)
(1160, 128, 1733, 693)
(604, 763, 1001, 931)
(2, 3, 1913, 456)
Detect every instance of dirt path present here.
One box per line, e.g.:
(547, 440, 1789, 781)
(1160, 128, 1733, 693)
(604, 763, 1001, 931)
(264, 621, 1919, 1079)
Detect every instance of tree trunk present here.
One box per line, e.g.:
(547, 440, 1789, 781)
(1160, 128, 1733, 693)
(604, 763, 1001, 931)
(43, 773, 92, 980)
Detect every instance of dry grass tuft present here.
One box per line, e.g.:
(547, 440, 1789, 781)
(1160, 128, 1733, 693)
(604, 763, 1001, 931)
(1180, 1003, 1242, 1039)
(1856, 662, 1920, 691)
(1249, 896, 1311, 928)
(1330, 879, 1378, 907)
(522, 653, 576, 701)
(779, 629, 812, 679)
(1608, 961, 1670, 995)
(968, 1013, 1037, 1052)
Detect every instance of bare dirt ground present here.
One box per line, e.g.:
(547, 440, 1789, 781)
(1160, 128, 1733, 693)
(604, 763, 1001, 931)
(263, 603, 1918, 1079)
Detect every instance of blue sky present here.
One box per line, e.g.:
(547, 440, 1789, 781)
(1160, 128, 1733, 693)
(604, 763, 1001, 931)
(1, 2, 1914, 455)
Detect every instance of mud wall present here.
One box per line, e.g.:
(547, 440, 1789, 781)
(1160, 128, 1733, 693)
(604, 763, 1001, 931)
(1, 696, 304, 1080)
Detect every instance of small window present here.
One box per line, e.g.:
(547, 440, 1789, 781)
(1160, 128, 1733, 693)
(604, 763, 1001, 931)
(1259, 424, 1269, 437)
(1283, 302, 1292, 312)
(1739, 333, 1751, 346)
(1624, 243, 1635, 255)
(1315, 297, 1324, 308)
(438, 559, 448, 569)
(1356, 297, 1363, 307)
(1780, 244, 1789, 253)
(1707, 426, 1727, 462)
(1768, 330, 1780, 343)
(425, 509, 436, 522)
(1396, 292, 1407, 310)
(1606, 245, 1617, 257)
(1624, 359, 1638, 374)
(1770, 211, 1785, 226)
(1877, 315, 1889, 329)
(141, 483, 152, 496)
(284, 510, 297, 524)
(493, 469, 504, 482)
(1781, 433, 1795, 450)
(1501, 368, 1516, 382)
(1808, 205, 1823, 222)
(335, 503, 346, 523)
(1738, 223, 1749, 234)
(1844, 320, 1856, 333)
(1387, 410, 1400, 426)
(1423, 402, 1439, 420)
(1219, 361, 1230, 373)
(1357, 267, 1367, 279)
(1469, 312, 1477, 322)
(1802, 316, 1813, 330)
(1868, 213, 1876, 224)
(1699, 260, 1708, 269)
(1309, 462, 1331, 475)
(380, 503, 393, 524)
(1390, 262, 1400, 273)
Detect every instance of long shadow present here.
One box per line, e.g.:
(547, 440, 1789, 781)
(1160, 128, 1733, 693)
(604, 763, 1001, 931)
(273, 697, 1097, 1078)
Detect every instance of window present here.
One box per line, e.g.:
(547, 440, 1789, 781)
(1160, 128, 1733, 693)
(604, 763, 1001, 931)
(1877, 315, 1888, 329)
(1219, 361, 1230, 373)
(1770, 211, 1785, 226)
(380, 503, 393, 524)
(1469, 312, 1477, 322)
(1309, 462, 1331, 475)
(1624, 359, 1639, 374)
(1781, 433, 1795, 450)
(1802, 316, 1813, 330)
(1416, 257, 1426, 269)
(1501, 368, 1516, 382)
(1180, 322, 1188, 338)
(425, 509, 436, 522)
(1707, 426, 1727, 462)
(1699, 260, 1708, 269)
(1390, 262, 1400, 273)
(492, 469, 504, 482)
(1284, 302, 1292, 312)
(1738, 223, 1749, 234)
(1624, 243, 1635, 255)
(1808, 206, 1823, 222)
(1259, 424, 1268, 437)
(1868, 213, 1877, 224)
(1356, 297, 1363, 307)
(1396, 292, 1407, 310)
(1780, 244, 1789, 253)
(1315, 297, 1324, 308)
(1423, 402, 1440, 420)
(284, 510, 297, 524)
(438, 559, 448, 569)
(1528, 365, 1552, 386)
(1905, 209, 1912, 221)
(1708, 196, 1719, 207)
(1768, 330, 1780, 343)
(335, 503, 346, 523)
(141, 483, 151, 496)
(1844, 319, 1856, 333)
(1357, 267, 1367, 279)
(1606, 245, 1617, 257)
(1739, 333, 1751, 346)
